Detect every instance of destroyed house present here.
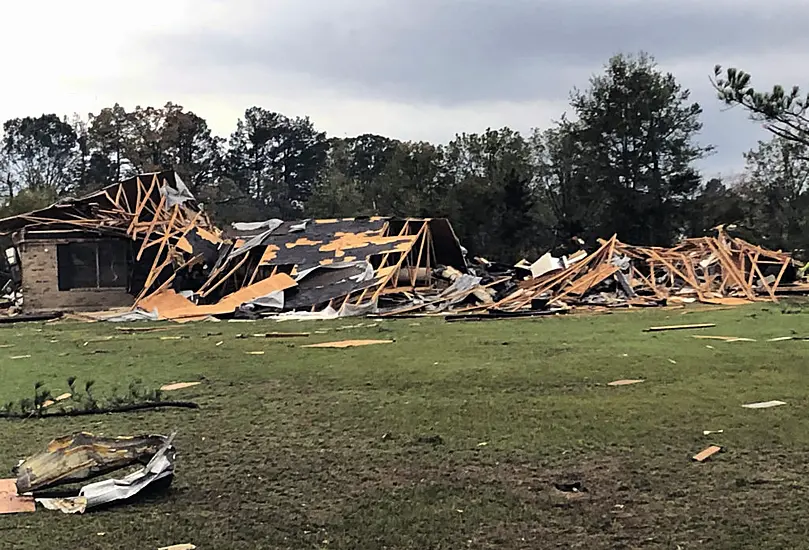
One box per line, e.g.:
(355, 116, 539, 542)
(0, 171, 469, 319)
(0, 171, 222, 312)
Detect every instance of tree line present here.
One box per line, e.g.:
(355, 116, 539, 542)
(1, 53, 807, 262)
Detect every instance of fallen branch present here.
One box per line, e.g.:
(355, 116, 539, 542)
(0, 401, 199, 419)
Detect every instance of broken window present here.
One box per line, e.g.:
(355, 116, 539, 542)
(57, 241, 131, 290)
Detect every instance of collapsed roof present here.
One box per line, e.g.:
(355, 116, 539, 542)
(0, 171, 469, 320)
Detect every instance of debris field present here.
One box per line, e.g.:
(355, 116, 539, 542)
(0, 171, 805, 322)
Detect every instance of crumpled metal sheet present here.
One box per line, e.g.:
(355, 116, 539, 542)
(36, 433, 176, 514)
(15, 432, 168, 493)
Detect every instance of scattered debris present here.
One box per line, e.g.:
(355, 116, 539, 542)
(703, 429, 724, 436)
(742, 400, 787, 409)
(302, 339, 394, 349)
(668, 359, 678, 364)
(160, 382, 202, 392)
(36, 432, 177, 514)
(692, 445, 723, 462)
(15, 432, 169, 493)
(10, 355, 31, 360)
(645, 323, 716, 332)
(479, 228, 808, 317)
(0, 172, 804, 321)
(158, 545, 196, 550)
(608, 379, 645, 386)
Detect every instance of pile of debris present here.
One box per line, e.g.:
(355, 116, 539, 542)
(0, 171, 805, 322)
(488, 229, 809, 315)
(1, 432, 176, 514)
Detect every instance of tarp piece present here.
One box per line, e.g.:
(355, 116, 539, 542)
(37, 433, 176, 514)
(231, 219, 283, 234)
(15, 432, 169, 493)
(160, 173, 195, 207)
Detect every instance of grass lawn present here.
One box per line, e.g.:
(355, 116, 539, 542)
(1, 302, 809, 549)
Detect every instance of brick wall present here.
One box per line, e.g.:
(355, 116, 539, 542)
(19, 238, 134, 312)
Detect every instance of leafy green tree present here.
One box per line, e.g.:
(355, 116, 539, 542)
(86, 104, 131, 187)
(443, 128, 545, 260)
(529, 121, 603, 248)
(305, 139, 367, 218)
(227, 107, 328, 218)
(735, 137, 809, 253)
(572, 53, 712, 245)
(2, 114, 80, 195)
(682, 177, 745, 237)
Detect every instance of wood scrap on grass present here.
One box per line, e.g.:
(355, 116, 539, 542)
(160, 382, 202, 392)
(644, 323, 716, 332)
(692, 445, 723, 462)
(607, 379, 645, 386)
(302, 339, 394, 349)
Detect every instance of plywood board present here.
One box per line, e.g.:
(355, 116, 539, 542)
(0, 479, 35, 514)
(302, 339, 394, 349)
(140, 273, 296, 322)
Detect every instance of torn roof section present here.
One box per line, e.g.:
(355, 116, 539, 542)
(0, 171, 200, 238)
(225, 217, 467, 272)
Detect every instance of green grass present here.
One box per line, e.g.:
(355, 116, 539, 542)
(1, 302, 809, 549)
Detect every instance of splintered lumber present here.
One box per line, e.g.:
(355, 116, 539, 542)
(491, 226, 805, 315)
(692, 445, 722, 462)
(645, 323, 716, 332)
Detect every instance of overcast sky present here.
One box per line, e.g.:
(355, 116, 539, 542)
(3, 0, 807, 175)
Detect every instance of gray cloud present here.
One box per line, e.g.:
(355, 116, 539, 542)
(140, 0, 808, 172)
(161, 0, 809, 105)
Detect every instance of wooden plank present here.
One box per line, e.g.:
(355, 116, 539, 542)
(199, 254, 250, 298)
(692, 445, 722, 462)
(644, 323, 716, 332)
(136, 193, 166, 260)
(128, 175, 158, 238)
